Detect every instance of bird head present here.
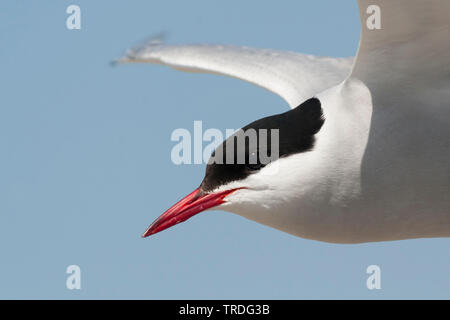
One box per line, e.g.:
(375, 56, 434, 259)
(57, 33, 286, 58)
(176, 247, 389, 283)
(142, 97, 325, 237)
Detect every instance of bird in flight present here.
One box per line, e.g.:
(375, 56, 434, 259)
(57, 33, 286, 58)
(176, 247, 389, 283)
(118, 0, 450, 243)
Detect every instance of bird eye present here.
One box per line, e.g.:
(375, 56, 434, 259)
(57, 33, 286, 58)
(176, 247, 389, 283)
(246, 162, 264, 171)
(247, 152, 265, 171)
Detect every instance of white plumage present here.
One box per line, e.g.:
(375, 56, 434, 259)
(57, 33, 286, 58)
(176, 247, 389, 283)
(120, 0, 450, 243)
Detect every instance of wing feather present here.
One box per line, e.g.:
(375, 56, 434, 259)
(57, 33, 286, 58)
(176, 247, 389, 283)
(118, 41, 353, 108)
(352, 0, 450, 92)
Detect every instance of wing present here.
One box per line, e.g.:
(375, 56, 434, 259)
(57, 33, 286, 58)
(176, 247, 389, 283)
(117, 41, 353, 108)
(351, 0, 450, 94)
(351, 0, 450, 216)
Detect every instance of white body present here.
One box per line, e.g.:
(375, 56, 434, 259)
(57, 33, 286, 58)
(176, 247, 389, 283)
(223, 78, 450, 243)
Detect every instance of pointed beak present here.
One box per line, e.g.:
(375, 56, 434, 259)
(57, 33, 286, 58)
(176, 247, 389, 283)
(142, 187, 241, 238)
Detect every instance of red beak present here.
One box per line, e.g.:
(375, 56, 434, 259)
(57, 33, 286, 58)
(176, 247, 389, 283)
(142, 187, 241, 238)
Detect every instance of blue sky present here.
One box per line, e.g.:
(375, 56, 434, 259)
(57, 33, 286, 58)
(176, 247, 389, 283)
(1, 0, 449, 299)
